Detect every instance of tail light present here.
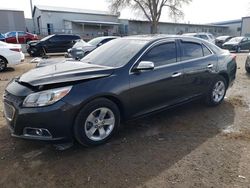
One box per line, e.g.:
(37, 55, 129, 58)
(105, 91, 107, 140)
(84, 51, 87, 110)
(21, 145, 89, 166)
(231, 54, 236, 61)
(10, 48, 21, 52)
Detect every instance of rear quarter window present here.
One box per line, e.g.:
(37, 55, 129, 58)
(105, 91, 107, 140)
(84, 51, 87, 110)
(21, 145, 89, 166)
(202, 44, 212, 56)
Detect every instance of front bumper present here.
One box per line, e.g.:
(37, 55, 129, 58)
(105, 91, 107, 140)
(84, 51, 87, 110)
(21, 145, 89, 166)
(3, 91, 76, 143)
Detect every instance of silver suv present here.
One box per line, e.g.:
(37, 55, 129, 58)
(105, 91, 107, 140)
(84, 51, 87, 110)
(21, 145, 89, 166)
(183, 33, 215, 44)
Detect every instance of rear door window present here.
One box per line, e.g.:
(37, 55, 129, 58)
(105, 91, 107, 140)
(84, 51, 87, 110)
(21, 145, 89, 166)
(18, 32, 26, 36)
(141, 42, 177, 67)
(198, 35, 209, 40)
(181, 42, 203, 61)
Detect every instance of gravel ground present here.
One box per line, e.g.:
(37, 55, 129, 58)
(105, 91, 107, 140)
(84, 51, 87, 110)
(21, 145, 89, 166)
(0, 54, 250, 188)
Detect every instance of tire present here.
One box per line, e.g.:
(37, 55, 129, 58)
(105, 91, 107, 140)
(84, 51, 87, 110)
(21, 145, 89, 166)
(0, 56, 7, 72)
(39, 48, 46, 57)
(245, 58, 250, 73)
(74, 98, 120, 147)
(28, 47, 37, 57)
(26, 39, 31, 44)
(236, 46, 241, 53)
(205, 76, 227, 106)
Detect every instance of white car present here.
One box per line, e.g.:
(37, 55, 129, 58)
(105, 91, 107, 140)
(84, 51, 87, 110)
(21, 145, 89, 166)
(0, 41, 24, 71)
(182, 33, 215, 44)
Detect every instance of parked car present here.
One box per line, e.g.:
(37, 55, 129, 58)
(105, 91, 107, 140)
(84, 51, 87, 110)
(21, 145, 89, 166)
(182, 33, 215, 44)
(0, 41, 24, 71)
(27, 34, 81, 57)
(0, 33, 5, 42)
(3, 35, 237, 146)
(32, 57, 71, 68)
(67, 36, 119, 60)
(215, 36, 233, 48)
(222, 37, 250, 52)
(245, 53, 250, 73)
(4, 31, 38, 44)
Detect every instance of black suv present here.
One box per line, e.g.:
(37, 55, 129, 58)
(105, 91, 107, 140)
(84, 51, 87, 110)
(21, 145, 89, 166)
(27, 34, 81, 57)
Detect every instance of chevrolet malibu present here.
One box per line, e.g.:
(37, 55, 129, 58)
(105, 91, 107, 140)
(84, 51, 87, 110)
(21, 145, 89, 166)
(3, 35, 237, 146)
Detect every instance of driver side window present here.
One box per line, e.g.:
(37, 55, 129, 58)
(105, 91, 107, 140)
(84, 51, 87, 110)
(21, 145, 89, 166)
(141, 42, 177, 67)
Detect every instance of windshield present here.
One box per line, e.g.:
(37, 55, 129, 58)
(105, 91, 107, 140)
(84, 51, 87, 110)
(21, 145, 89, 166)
(81, 38, 149, 68)
(40, 35, 54, 42)
(88, 37, 105, 46)
(228, 37, 244, 43)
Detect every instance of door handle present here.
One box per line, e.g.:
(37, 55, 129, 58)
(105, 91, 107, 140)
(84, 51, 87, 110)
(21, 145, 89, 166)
(207, 64, 214, 68)
(172, 72, 182, 78)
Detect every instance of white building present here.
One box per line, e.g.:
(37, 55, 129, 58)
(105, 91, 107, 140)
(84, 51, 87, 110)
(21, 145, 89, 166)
(32, 5, 120, 39)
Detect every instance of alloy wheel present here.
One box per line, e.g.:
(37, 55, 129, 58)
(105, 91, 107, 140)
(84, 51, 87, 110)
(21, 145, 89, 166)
(212, 81, 226, 103)
(84, 107, 115, 141)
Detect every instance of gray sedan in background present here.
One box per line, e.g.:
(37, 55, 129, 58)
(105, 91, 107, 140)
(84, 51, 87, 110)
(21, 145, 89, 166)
(66, 36, 120, 60)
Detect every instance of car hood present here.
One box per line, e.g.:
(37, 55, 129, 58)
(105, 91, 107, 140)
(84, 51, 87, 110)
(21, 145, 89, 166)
(72, 45, 96, 51)
(223, 41, 239, 46)
(18, 61, 115, 86)
(32, 57, 67, 68)
(27, 40, 40, 46)
(73, 42, 92, 48)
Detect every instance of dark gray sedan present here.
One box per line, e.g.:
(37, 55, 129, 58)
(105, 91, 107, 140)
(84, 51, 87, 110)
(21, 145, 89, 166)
(222, 37, 250, 52)
(3, 35, 237, 147)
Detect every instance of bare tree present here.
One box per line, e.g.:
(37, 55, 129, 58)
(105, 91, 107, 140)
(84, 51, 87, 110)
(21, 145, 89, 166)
(108, 0, 192, 34)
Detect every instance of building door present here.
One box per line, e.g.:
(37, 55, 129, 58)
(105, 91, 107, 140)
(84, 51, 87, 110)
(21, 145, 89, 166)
(47, 23, 53, 35)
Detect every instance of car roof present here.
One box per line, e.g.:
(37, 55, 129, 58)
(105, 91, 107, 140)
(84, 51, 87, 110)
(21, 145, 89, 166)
(122, 34, 208, 43)
(95, 36, 120, 39)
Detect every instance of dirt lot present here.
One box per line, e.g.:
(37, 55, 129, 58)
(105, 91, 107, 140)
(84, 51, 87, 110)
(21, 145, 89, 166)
(0, 54, 250, 188)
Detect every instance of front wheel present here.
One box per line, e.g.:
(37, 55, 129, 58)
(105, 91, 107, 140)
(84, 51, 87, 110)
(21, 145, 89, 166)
(74, 98, 120, 147)
(205, 76, 227, 106)
(236, 46, 241, 53)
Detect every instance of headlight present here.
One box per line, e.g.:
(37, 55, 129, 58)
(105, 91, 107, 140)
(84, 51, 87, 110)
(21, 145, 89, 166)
(23, 86, 72, 107)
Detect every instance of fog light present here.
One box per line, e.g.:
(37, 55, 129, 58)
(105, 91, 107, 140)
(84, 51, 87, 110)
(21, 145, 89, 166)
(23, 128, 52, 138)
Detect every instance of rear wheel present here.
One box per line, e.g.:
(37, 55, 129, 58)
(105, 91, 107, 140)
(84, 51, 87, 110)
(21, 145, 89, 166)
(74, 98, 120, 147)
(245, 58, 250, 73)
(0, 56, 7, 72)
(205, 76, 227, 106)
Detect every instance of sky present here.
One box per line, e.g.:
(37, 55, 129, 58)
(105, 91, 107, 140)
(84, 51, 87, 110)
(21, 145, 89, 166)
(0, 0, 249, 24)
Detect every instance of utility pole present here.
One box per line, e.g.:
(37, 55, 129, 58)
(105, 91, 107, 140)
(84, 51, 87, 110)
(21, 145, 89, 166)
(30, 0, 36, 33)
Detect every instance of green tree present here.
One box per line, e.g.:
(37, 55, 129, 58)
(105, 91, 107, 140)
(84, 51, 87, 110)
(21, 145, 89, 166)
(108, 0, 192, 34)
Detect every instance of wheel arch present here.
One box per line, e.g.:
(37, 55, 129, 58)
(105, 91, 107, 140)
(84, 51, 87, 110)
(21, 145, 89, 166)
(0, 55, 8, 64)
(77, 94, 125, 121)
(218, 72, 229, 88)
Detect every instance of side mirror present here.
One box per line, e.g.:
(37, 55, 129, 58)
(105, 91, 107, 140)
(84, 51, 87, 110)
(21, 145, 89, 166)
(134, 61, 154, 72)
(98, 43, 103, 47)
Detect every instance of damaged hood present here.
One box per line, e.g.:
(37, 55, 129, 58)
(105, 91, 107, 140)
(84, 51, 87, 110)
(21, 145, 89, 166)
(19, 61, 115, 86)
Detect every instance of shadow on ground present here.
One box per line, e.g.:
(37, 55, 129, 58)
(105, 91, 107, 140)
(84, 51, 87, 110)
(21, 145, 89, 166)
(0, 101, 235, 187)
